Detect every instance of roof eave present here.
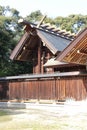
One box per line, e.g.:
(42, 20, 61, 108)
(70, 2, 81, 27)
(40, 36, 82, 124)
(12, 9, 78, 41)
(10, 32, 30, 60)
(56, 28, 87, 63)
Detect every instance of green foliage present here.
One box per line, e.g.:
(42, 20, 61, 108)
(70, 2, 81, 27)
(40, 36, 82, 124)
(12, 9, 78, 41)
(25, 10, 43, 23)
(0, 6, 32, 76)
(0, 110, 12, 122)
(54, 14, 87, 33)
(44, 17, 54, 24)
(25, 10, 55, 25)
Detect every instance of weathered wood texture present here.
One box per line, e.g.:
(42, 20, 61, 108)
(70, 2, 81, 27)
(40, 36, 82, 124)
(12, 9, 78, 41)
(8, 76, 87, 101)
(0, 82, 9, 100)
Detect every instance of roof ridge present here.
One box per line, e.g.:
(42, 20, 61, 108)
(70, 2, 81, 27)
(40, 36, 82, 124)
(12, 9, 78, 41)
(39, 23, 75, 40)
(18, 19, 75, 40)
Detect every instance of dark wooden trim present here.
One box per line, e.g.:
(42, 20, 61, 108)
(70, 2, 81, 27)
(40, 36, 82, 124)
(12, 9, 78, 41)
(10, 32, 30, 60)
(38, 40, 41, 73)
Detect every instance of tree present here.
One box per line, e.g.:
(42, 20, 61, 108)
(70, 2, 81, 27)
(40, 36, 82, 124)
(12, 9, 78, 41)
(25, 10, 55, 25)
(25, 10, 43, 23)
(0, 6, 32, 76)
(54, 14, 87, 33)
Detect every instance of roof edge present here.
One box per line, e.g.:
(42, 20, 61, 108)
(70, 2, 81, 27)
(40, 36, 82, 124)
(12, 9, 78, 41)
(56, 28, 87, 61)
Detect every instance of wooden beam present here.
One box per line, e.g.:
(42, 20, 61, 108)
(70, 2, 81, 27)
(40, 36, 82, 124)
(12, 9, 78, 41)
(37, 15, 46, 28)
(10, 32, 30, 60)
(77, 50, 87, 56)
(56, 28, 87, 61)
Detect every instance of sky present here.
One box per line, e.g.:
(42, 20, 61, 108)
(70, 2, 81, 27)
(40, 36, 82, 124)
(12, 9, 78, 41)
(0, 0, 87, 18)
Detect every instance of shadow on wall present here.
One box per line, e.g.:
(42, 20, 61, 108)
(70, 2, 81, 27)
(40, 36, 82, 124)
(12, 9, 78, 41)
(0, 82, 9, 100)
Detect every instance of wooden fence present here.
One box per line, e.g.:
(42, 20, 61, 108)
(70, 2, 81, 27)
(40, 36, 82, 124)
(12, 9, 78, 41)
(0, 73, 87, 101)
(9, 76, 87, 101)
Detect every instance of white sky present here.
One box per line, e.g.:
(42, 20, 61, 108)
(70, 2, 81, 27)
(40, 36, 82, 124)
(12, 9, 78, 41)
(0, 0, 87, 18)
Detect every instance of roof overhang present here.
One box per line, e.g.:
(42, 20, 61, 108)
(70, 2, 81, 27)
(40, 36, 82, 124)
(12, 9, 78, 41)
(10, 30, 39, 61)
(43, 58, 67, 67)
(10, 32, 30, 60)
(56, 28, 87, 65)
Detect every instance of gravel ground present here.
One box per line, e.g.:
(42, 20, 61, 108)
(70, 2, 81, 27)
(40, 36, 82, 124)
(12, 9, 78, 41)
(0, 101, 87, 130)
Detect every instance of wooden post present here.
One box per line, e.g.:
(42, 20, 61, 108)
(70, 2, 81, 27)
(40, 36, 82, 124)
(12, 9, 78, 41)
(37, 15, 46, 74)
(38, 40, 42, 73)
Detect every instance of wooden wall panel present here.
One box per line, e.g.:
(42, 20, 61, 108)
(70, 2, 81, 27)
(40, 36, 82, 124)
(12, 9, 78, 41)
(82, 77, 87, 99)
(0, 82, 8, 99)
(8, 76, 87, 101)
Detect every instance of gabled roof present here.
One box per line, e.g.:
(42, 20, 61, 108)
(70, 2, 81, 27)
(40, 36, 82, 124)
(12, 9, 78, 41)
(56, 28, 87, 65)
(37, 30, 71, 54)
(10, 19, 75, 61)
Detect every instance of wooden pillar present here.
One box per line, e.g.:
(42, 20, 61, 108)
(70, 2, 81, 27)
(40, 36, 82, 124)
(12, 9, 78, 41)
(38, 40, 41, 73)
